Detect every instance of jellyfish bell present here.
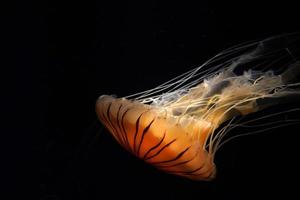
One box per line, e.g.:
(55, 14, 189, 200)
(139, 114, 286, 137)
(96, 34, 300, 181)
(97, 95, 217, 180)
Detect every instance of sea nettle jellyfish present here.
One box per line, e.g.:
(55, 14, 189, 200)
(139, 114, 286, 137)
(96, 34, 300, 181)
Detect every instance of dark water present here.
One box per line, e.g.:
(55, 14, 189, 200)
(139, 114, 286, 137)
(6, 1, 300, 199)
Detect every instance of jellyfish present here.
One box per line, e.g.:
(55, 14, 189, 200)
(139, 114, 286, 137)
(96, 34, 300, 181)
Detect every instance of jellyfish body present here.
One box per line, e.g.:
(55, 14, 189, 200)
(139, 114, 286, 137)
(96, 34, 300, 181)
(97, 95, 216, 180)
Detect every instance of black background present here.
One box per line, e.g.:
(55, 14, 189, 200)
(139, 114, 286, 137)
(6, 0, 300, 199)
